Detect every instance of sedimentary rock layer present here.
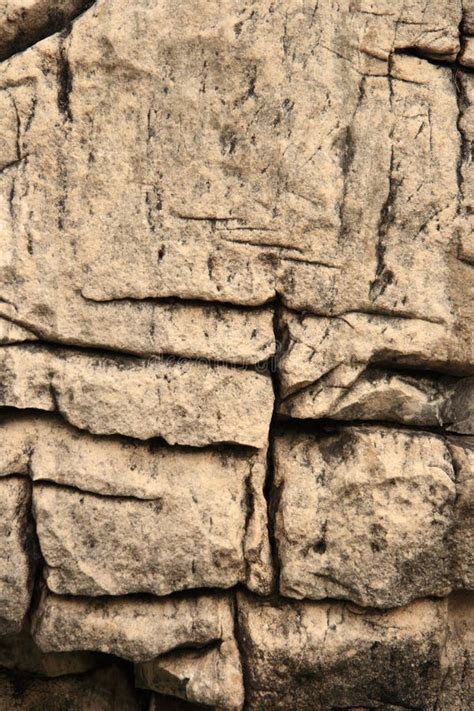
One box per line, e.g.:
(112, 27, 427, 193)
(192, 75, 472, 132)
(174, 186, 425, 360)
(0, 0, 473, 708)
(0, 345, 274, 446)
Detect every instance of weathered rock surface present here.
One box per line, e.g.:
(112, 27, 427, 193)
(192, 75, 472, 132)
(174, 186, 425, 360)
(273, 427, 472, 607)
(0, 412, 271, 596)
(0, 345, 274, 447)
(32, 475, 257, 596)
(0, 664, 140, 710)
(135, 638, 244, 710)
(0, 0, 471, 352)
(0, 476, 35, 634)
(0, 0, 473, 708)
(278, 310, 474, 427)
(237, 591, 473, 711)
(33, 589, 235, 663)
(448, 438, 474, 590)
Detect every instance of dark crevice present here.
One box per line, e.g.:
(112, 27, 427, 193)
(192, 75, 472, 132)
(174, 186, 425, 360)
(232, 593, 252, 711)
(57, 29, 73, 122)
(0, 406, 262, 458)
(0, 337, 273, 374)
(32, 478, 164, 505)
(272, 415, 454, 440)
(393, 47, 474, 73)
(0, 1, 97, 64)
(262, 302, 285, 592)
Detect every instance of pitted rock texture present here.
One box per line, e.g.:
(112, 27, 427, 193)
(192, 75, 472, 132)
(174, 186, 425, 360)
(0, 0, 473, 709)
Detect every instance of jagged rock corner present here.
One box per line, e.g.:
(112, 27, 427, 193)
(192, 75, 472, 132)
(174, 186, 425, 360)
(0, 0, 473, 709)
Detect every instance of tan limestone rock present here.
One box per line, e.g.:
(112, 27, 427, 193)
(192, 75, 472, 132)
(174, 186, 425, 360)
(136, 642, 244, 710)
(33, 478, 245, 596)
(448, 438, 474, 590)
(0, 413, 273, 595)
(33, 589, 236, 663)
(278, 309, 473, 425)
(237, 592, 471, 711)
(272, 426, 470, 607)
(0, 345, 274, 447)
(439, 592, 474, 710)
(0, 476, 36, 634)
(0, 0, 469, 364)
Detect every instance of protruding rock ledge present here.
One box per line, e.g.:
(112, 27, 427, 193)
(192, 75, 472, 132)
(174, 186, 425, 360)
(273, 427, 473, 607)
(0, 345, 274, 447)
(278, 310, 474, 431)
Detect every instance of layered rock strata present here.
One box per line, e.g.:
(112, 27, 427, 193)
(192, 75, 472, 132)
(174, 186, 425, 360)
(0, 0, 473, 709)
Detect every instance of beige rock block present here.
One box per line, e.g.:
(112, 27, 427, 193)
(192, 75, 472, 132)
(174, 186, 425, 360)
(33, 589, 236, 663)
(0, 664, 140, 711)
(449, 438, 474, 589)
(460, 36, 474, 67)
(136, 640, 244, 710)
(0, 476, 35, 634)
(33, 470, 256, 595)
(278, 309, 472, 397)
(0, 626, 102, 677)
(273, 427, 469, 607)
(464, 0, 474, 35)
(0, 413, 273, 595)
(0, 345, 274, 447)
(0, 0, 469, 363)
(439, 592, 474, 710)
(237, 592, 471, 711)
(280, 366, 455, 426)
(278, 309, 473, 426)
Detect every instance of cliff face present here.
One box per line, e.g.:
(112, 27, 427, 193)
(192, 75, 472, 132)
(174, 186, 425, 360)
(0, 1, 472, 709)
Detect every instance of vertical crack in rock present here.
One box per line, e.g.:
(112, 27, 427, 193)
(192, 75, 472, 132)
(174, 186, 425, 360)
(369, 57, 398, 301)
(57, 30, 73, 123)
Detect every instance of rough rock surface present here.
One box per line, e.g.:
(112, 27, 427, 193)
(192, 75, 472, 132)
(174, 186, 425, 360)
(0, 345, 274, 447)
(0, 0, 473, 708)
(237, 591, 473, 711)
(0, 664, 141, 710)
(273, 426, 472, 607)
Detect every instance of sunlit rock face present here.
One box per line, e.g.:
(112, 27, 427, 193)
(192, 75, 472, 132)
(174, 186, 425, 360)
(0, 0, 472, 708)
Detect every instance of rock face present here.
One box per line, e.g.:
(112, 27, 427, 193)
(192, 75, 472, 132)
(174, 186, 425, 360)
(237, 591, 473, 711)
(0, 345, 274, 447)
(273, 427, 471, 607)
(0, 0, 473, 708)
